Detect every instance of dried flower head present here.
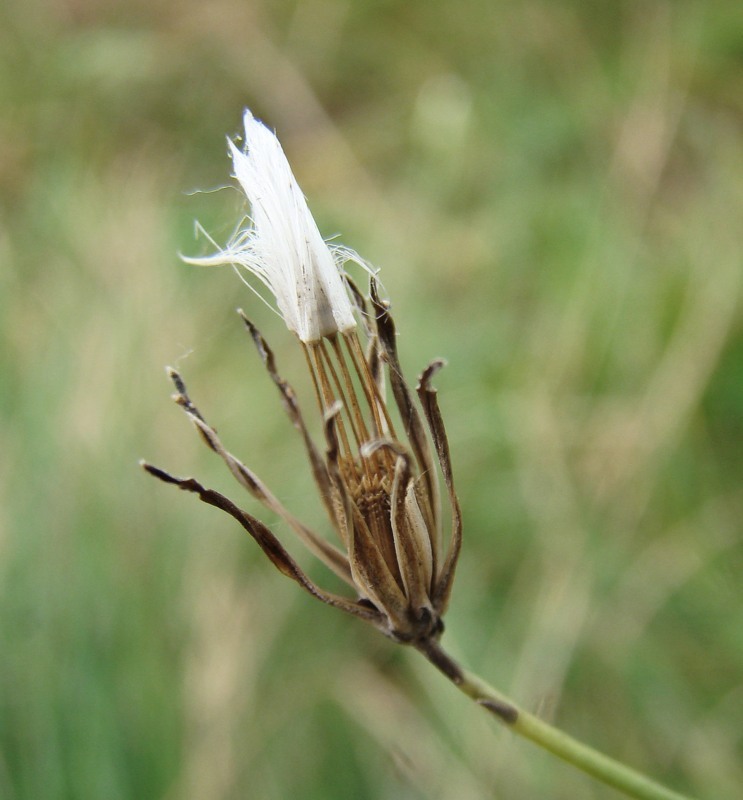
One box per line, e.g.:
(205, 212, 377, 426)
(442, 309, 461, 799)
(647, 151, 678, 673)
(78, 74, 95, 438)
(143, 111, 462, 645)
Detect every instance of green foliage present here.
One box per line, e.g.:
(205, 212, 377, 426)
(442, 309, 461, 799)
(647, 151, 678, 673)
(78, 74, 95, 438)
(1, 0, 741, 797)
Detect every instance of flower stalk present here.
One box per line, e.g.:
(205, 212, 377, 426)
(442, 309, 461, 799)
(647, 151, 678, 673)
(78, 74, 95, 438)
(143, 109, 695, 800)
(415, 638, 693, 800)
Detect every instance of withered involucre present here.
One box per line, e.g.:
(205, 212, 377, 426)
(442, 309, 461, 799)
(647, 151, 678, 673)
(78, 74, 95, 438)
(144, 284, 461, 643)
(143, 111, 462, 645)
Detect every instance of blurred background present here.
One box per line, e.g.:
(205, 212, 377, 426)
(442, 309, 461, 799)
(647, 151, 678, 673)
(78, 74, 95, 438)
(1, 1, 742, 798)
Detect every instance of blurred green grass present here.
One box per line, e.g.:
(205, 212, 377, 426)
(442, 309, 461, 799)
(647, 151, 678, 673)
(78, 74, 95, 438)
(1, 1, 742, 798)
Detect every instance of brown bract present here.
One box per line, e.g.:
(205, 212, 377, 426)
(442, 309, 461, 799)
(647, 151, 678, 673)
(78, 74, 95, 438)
(143, 279, 461, 645)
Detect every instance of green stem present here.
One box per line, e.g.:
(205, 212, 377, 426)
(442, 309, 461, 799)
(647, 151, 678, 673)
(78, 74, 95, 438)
(415, 638, 694, 800)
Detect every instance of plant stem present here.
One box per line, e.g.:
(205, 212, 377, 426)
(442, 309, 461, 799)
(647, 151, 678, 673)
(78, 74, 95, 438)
(414, 638, 694, 800)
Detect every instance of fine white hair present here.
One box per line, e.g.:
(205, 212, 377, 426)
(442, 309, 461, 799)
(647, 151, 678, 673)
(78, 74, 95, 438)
(184, 109, 369, 342)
